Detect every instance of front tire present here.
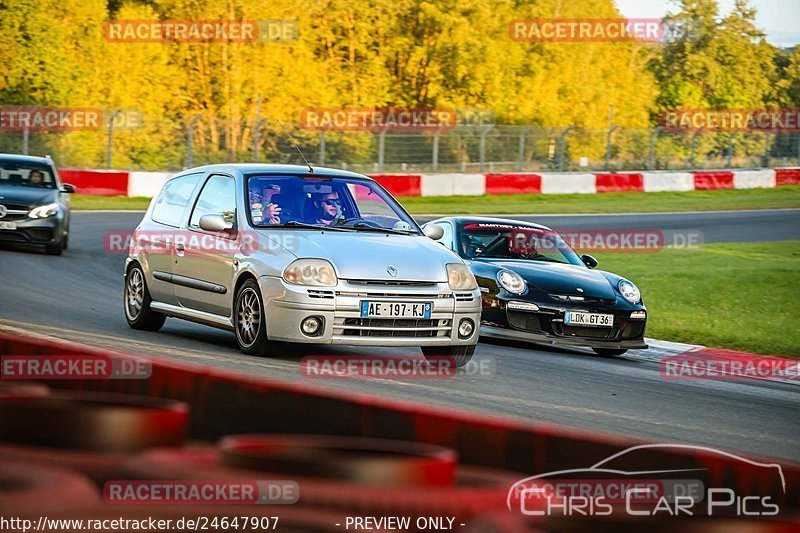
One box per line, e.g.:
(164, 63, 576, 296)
(592, 348, 627, 357)
(234, 279, 271, 356)
(124, 264, 166, 331)
(421, 345, 475, 369)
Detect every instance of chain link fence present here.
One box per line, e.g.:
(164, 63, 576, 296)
(2, 113, 799, 172)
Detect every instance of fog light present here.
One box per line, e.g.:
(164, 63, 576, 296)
(630, 311, 646, 319)
(301, 316, 323, 336)
(458, 318, 475, 339)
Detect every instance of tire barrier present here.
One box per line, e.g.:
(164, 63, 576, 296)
(119, 439, 518, 526)
(0, 391, 188, 453)
(0, 461, 101, 515)
(0, 390, 188, 483)
(218, 435, 457, 487)
(0, 380, 49, 397)
(1, 331, 798, 528)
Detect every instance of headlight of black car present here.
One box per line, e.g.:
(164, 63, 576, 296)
(618, 279, 641, 304)
(497, 270, 527, 295)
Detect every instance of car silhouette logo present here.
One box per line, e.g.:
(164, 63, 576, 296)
(0, 205, 7, 219)
(387, 266, 398, 277)
(576, 287, 584, 293)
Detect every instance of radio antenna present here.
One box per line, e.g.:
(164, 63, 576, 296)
(274, 118, 313, 173)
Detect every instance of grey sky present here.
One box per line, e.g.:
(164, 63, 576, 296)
(615, 0, 800, 47)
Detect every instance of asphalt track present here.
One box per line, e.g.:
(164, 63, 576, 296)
(0, 209, 798, 463)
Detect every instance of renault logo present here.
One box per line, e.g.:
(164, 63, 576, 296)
(0, 205, 7, 219)
(387, 266, 398, 277)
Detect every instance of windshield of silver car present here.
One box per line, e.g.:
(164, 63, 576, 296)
(246, 175, 421, 234)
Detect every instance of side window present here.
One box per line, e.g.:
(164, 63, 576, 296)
(151, 173, 202, 227)
(190, 175, 236, 229)
(439, 222, 454, 250)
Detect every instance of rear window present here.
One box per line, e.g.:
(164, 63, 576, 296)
(151, 173, 202, 227)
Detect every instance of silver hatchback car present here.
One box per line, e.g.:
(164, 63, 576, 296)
(124, 164, 481, 366)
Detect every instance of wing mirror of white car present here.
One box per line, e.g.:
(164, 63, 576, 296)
(199, 214, 232, 232)
(423, 223, 444, 240)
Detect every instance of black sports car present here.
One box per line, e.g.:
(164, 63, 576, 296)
(422, 217, 647, 356)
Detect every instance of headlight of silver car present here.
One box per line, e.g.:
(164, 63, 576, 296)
(618, 279, 641, 304)
(497, 269, 527, 295)
(283, 259, 337, 287)
(446, 263, 477, 291)
(29, 202, 60, 219)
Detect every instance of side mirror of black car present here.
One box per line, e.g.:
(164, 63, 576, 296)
(581, 254, 598, 269)
(61, 183, 76, 193)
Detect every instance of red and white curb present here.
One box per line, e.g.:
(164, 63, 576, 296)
(59, 168, 800, 197)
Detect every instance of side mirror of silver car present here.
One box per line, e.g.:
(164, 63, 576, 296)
(423, 223, 444, 240)
(199, 214, 232, 232)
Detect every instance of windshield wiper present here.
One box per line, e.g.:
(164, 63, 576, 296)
(348, 223, 417, 235)
(272, 221, 354, 232)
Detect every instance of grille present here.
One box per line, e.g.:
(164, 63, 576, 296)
(555, 324, 617, 339)
(307, 289, 334, 299)
(337, 291, 451, 299)
(346, 279, 437, 287)
(0, 203, 29, 221)
(620, 321, 645, 339)
(24, 228, 54, 242)
(507, 311, 542, 332)
(455, 292, 475, 302)
(335, 317, 451, 338)
(0, 231, 26, 243)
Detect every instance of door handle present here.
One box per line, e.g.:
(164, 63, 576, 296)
(175, 243, 185, 257)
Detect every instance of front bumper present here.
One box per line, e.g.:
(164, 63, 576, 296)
(0, 212, 65, 246)
(480, 298, 648, 350)
(259, 276, 482, 346)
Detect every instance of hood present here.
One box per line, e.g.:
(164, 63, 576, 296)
(477, 259, 616, 299)
(0, 185, 58, 207)
(258, 230, 460, 282)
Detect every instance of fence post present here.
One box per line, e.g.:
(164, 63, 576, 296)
(106, 109, 122, 169)
(21, 105, 40, 155)
(378, 127, 387, 171)
(517, 127, 530, 171)
(479, 125, 493, 173)
(432, 129, 441, 172)
(605, 125, 619, 170)
(253, 118, 267, 162)
(727, 132, 738, 168)
(689, 128, 703, 169)
(318, 128, 326, 166)
(185, 114, 202, 169)
(557, 126, 574, 171)
(648, 127, 661, 170)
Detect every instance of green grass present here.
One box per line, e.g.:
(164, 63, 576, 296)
(593, 241, 800, 357)
(71, 195, 152, 210)
(399, 186, 800, 214)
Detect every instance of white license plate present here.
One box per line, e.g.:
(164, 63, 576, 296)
(360, 301, 432, 319)
(564, 311, 613, 327)
(0, 221, 17, 230)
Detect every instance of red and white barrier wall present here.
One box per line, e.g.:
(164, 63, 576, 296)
(60, 168, 800, 197)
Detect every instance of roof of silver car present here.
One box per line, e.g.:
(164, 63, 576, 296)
(183, 163, 373, 181)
